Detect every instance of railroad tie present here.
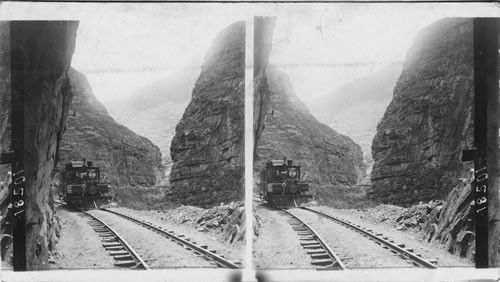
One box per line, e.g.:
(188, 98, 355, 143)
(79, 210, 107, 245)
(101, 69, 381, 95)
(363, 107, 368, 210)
(297, 231, 311, 236)
(311, 258, 333, 266)
(114, 260, 137, 267)
(99, 233, 114, 238)
(102, 242, 121, 247)
(302, 243, 322, 249)
(113, 254, 134, 260)
(310, 252, 330, 260)
(110, 250, 129, 256)
(397, 243, 405, 248)
(307, 249, 327, 255)
(299, 236, 316, 241)
(106, 245, 125, 251)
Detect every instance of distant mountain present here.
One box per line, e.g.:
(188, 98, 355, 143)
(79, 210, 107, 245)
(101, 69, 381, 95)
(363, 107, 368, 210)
(309, 63, 403, 183)
(105, 69, 199, 181)
(311, 62, 403, 122)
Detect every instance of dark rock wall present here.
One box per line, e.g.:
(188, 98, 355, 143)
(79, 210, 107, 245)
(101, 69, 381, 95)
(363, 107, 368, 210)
(253, 17, 276, 159)
(0, 22, 12, 263)
(169, 22, 245, 207)
(0, 22, 10, 158)
(370, 18, 474, 206)
(10, 21, 78, 269)
(256, 65, 365, 189)
(56, 68, 164, 188)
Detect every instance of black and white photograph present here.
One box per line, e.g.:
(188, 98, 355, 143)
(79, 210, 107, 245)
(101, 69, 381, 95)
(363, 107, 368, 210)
(0, 3, 247, 272)
(0, 2, 499, 282)
(252, 5, 498, 272)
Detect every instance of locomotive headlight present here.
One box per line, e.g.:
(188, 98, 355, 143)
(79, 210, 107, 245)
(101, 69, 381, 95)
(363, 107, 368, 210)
(88, 171, 97, 179)
(289, 169, 297, 177)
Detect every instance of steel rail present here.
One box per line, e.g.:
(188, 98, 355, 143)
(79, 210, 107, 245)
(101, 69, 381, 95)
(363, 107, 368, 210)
(281, 208, 346, 270)
(301, 207, 438, 269)
(102, 208, 240, 269)
(80, 209, 151, 270)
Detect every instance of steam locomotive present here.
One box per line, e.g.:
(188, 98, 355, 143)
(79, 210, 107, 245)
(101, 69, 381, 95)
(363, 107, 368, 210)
(259, 158, 312, 208)
(61, 160, 112, 209)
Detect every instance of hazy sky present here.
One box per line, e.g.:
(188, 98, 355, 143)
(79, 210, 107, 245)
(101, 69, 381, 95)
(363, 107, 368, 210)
(267, 4, 500, 107)
(1, 2, 498, 105)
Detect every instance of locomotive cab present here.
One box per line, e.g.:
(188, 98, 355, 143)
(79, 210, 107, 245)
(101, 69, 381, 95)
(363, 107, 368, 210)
(62, 160, 112, 209)
(260, 158, 312, 208)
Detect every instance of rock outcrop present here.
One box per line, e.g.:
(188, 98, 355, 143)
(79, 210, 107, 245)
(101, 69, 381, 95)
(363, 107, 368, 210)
(56, 68, 164, 188)
(370, 18, 474, 206)
(421, 175, 474, 260)
(255, 66, 365, 190)
(168, 22, 245, 207)
(9, 21, 78, 269)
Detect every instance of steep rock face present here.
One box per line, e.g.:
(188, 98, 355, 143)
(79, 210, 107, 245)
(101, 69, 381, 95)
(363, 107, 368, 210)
(370, 18, 474, 206)
(106, 70, 198, 181)
(168, 22, 245, 207)
(256, 65, 365, 190)
(56, 68, 164, 188)
(9, 21, 78, 269)
(253, 17, 276, 159)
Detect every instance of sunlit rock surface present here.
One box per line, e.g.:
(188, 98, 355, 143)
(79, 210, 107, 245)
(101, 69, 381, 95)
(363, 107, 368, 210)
(370, 18, 474, 206)
(169, 22, 245, 207)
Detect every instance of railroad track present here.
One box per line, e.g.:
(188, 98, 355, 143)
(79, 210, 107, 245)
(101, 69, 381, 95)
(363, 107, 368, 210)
(254, 199, 345, 270)
(300, 207, 438, 269)
(100, 208, 241, 269)
(79, 209, 150, 270)
(254, 199, 438, 269)
(281, 208, 346, 270)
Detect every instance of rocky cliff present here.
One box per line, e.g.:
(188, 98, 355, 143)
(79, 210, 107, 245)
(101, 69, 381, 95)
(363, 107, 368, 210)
(8, 21, 78, 269)
(256, 65, 365, 190)
(168, 21, 245, 207)
(253, 17, 276, 160)
(56, 68, 164, 188)
(370, 18, 474, 206)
